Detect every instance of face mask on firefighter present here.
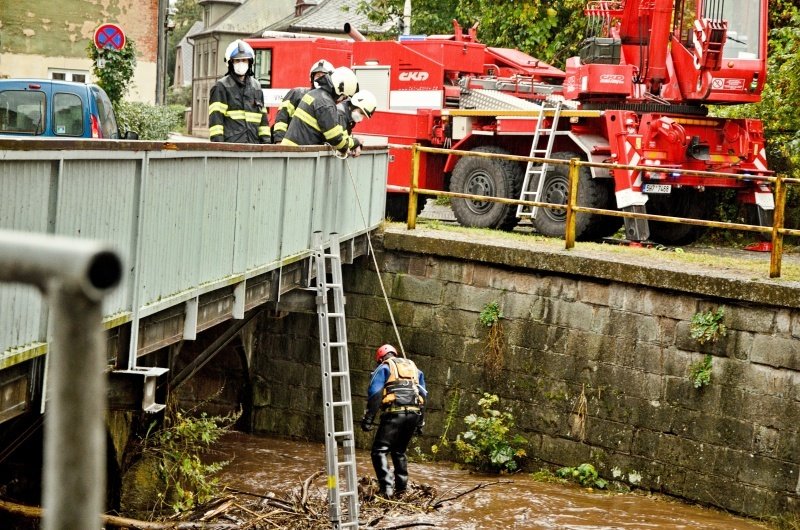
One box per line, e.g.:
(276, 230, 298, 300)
(351, 109, 364, 123)
(232, 60, 249, 76)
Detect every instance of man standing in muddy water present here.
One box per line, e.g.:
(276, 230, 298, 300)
(360, 344, 427, 499)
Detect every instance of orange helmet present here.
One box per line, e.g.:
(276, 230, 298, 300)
(375, 344, 397, 363)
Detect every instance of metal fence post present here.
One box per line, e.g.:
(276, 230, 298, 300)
(408, 143, 421, 230)
(564, 158, 580, 249)
(770, 175, 786, 278)
(0, 229, 122, 530)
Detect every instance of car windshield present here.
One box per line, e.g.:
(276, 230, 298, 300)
(0, 90, 46, 135)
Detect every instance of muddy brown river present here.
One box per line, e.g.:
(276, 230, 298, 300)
(213, 432, 769, 529)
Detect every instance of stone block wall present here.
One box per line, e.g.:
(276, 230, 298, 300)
(250, 231, 800, 519)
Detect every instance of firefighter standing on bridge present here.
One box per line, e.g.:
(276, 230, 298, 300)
(361, 344, 427, 499)
(280, 66, 360, 155)
(208, 40, 271, 144)
(337, 89, 377, 157)
(271, 59, 335, 144)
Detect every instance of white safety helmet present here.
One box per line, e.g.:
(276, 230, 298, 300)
(309, 59, 335, 85)
(350, 90, 377, 118)
(329, 66, 359, 98)
(224, 39, 255, 63)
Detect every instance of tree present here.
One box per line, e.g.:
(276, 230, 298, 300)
(356, 0, 586, 63)
(87, 39, 138, 105)
(714, 2, 799, 184)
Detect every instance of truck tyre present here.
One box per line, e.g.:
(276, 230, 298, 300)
(646, 189, 713, 245)
(450, 146, 522, 230)
(385, 194, 425, 222)
(532, 152, 613, 239)
(743, 202, 773, 242)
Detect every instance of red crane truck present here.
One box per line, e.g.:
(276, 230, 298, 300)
(247, 0, 770, 244)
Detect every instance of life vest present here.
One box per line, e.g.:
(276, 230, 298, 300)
(381, 357, 424, 408)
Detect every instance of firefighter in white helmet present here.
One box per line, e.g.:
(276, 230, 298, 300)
(272, 59, 335, 144)
(336, 89, 377, 157)
(208, 39, 270, 144)
(280, 66, 360, 154)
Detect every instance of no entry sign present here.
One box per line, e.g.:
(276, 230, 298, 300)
(94, 23, 126, 51)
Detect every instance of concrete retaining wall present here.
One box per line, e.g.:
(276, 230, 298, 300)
(250, 228, 800, 519)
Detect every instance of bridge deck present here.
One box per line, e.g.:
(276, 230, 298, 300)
(0, 139, 387, 419)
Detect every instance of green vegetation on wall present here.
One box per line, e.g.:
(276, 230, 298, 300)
(689, 307, 727, 344)
(454, 393, 527, 473)
(479, 301, 505, 383)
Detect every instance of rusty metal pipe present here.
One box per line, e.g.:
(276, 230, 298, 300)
(344, 23, 367, 41)
(0, 229, 122, 530)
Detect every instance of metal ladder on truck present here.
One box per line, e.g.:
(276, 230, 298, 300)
(516, 98, 564, 219)
(313, 232, 359, 529)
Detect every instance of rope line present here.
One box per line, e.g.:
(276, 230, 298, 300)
(330, 145, 407, 358)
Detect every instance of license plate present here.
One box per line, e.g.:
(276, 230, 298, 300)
(643, 183, 672, 194)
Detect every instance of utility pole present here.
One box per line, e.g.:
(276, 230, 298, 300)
(156, 0, 177, 104)
(156, 0, 166, 104)
(403, 0, 411, 35)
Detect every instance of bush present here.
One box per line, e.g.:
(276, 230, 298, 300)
(143, 409, 239, 514)
(167, 86, 193, 108)
(115, 101, 184, 140)
(556, 463, 608, 489)
(454, 393, 527, 473)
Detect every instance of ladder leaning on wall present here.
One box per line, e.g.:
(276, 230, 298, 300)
(313, 231, 360, 529)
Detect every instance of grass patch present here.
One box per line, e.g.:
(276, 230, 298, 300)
(385, 221, 800, 282)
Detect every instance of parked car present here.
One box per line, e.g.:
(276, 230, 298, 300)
(0, 79, 137, 139)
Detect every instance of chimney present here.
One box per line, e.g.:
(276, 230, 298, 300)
(295, 0, 315, 16)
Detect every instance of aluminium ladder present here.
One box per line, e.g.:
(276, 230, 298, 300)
(516, 98, 564, 219)
(313, 232, 359, 529)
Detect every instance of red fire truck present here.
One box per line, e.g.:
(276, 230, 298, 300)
(248, 0, 770, 244)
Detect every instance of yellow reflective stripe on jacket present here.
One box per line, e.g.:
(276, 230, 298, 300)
(227, 109, 246, 120)
(272, 122, 288, 132)
(258, 125, 270, 136)
(293, 108, 321, 132)
(208, 101, 228, 114)
(279, 99, 296, 114)
(209, 124, 224, 137)
(244, 111, 263, 123)
(280, 138, 298, 146)
(323, 124, 345, 141)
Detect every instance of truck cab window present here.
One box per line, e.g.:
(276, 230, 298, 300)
(254, 49, 272, 88)
(721, 0, 760, 59)
(676, 0, 761, 60)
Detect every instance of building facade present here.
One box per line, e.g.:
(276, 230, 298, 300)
(188, 0, 392, 138)
(189, 0, 296, 137)
(0, 0, 161, 103)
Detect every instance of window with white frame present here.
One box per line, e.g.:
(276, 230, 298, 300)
(48, 69, 89, 83)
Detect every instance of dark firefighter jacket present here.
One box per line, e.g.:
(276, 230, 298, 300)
(271, 87, 309, 144)
(336, 100, 357, 135)
(208, 75, 270, 144)
(280, 87, 357, 154)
